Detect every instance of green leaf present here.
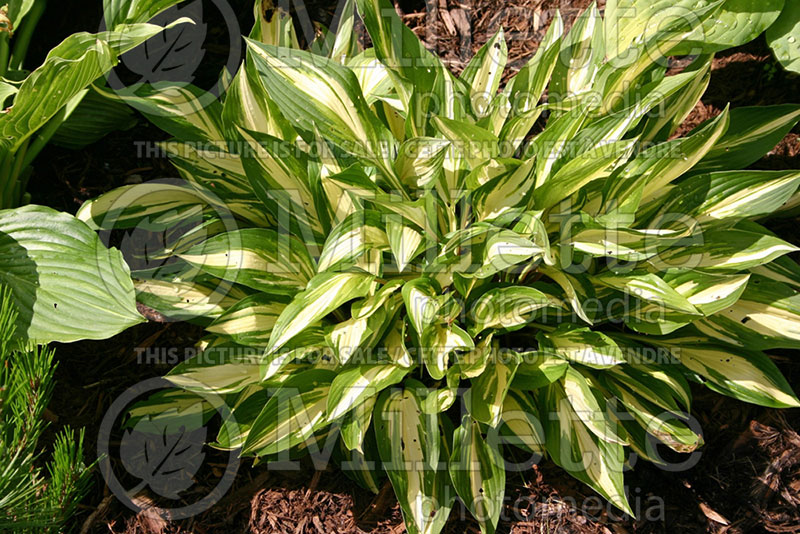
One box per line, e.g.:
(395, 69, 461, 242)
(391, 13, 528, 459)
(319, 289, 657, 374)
(180, 229, 316, 292)
(543, 326, 626, 369)
(327, 363, 410, 421)
(449, 414, 505, 534)
(267, 272, 375, 354)
(544, 384, 633, 516)
(654, 228, 797, 272)
(51, 88, 137, 149)
(242, 369, 335, 455)
(466, 350, 521, 427)
(0, 206, 144, 343)
(341, 394, 377, 452)
(0, 22, 189, 151)
(512, 352, 570, 390)
(470, 285, 555, 335)
(768, 3, 800, 73)
(673, 345, 800, 408)
(460, 29, 507, 117)
(693, 105, 800, 172)
(0, 205, 143, 342)
(375, 385, 455, 534)
(673, 0, 784, 54)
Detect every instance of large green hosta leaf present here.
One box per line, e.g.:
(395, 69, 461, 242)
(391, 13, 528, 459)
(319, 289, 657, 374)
(0, 205, 143, 342)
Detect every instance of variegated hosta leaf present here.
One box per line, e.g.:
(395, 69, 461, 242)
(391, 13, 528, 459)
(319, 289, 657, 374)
(166, 339, 263, 394)
(533, 139, 636, 211)
(470, 229, 544, 279)
(77, 181, 229, 231)
(327, 363, 411, 421)
(696, 275, 800, 350)
(599, 372, 702, 454)
(544, 384, 633, 516)
(420, 323, 475, 380)
(652, 228, 798, 272)
(135, 278, 246, 320)
(245, 40, 403, 192)
(266, 272, 375, 354)
(242, 369, 335, 455)
(669, 344, 800, 409)
(500, 389, 545, 454)
(652, 170, 800, 224)
(460, 29, 507, 118)
(449, 414, 505, 534)
(318, 210, 389, 272)
(375, 385, 455, 534)
(94, 84, 226, 144)
(549, 2, 604, 101)
(561, 367, 627, 445)
(600, 108, 730, 222)
(506, 12, 563, 114)
(592, 272, 700, 316)
(470, 286, 556, 335)
(694, 105, 800, 172)
(395, 137, 450, 189)
(179, 229, 316, 292)
(402, 278, 442, 336)
(206, 293, 290, 347)
(465, 350, 521, 427)
(473, 159, 537, 222)
(164, 142, 274, 227)
(542, 326, 625, 369)
(222, 59, 296, 141)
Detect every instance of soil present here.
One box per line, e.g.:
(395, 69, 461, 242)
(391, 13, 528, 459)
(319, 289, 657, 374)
(23, 1, 800, 533)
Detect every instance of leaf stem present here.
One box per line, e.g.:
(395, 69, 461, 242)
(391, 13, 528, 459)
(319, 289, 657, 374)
(0, 33, 10, 78)
(10, 0, 48, 72)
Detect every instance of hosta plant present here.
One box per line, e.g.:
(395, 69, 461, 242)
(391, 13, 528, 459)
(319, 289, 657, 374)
(80, 0, 800, 530)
